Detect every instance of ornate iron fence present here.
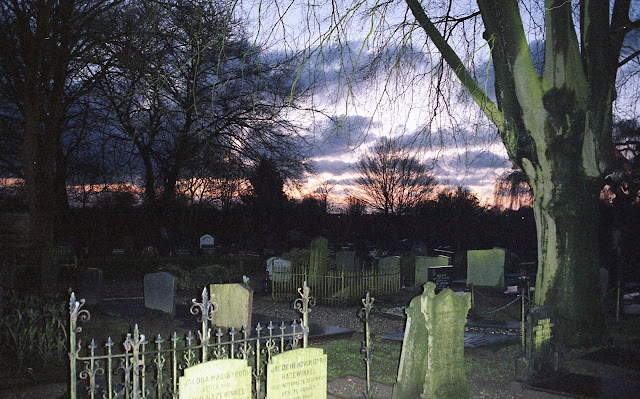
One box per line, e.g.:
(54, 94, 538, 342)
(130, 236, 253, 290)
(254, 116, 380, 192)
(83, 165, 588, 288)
(271, 269, 400, 305)
(69, 283, 313, 399)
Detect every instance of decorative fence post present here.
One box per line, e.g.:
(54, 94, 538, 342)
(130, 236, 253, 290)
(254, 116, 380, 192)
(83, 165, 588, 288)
(190, 287, 218, 363)
(69, 292, 90, 399)
(69, 283, 314, 399)
(294, 281, 313, 348)
(358, 292, 375, 399)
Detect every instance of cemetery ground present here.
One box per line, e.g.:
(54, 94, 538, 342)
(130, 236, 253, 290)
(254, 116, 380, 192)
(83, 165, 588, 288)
(1, 278, 639, 399)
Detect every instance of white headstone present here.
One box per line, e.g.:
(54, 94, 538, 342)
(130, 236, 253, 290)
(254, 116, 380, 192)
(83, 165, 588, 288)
(267, 257, 292, 282)
(199, 234, 215, 248)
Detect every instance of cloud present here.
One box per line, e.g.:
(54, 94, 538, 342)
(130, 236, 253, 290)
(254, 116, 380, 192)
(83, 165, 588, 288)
(446, 150, 510, 170)
(311, 159, 353, 175)
(307, 115, 378, 157)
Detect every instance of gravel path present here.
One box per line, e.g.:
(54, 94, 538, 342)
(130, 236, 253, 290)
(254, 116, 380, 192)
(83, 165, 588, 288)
(251, 294, 406, 337)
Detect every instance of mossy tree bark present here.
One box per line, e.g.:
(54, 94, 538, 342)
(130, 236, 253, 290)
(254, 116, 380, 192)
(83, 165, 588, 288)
(406, 0, 637, 339)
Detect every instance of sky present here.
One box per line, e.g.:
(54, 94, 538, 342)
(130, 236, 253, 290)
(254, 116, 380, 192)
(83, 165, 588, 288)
(237, 0, 513, 206)
(234, 0, 639, 208)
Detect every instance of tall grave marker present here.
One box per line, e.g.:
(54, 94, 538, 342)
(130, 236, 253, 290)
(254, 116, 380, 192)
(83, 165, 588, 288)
(309, 237, 328, 286)
(393, 282, 471, 399)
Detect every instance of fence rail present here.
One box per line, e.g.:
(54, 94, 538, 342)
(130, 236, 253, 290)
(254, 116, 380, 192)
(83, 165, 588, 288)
(69, 283, 313, 399)
(272, 269, 400, 305)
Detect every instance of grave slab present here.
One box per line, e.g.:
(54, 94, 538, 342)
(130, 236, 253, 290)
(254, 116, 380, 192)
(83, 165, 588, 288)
(517, 372, 640, 399)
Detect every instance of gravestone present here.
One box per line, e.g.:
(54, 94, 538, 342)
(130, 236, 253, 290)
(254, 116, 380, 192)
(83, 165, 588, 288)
(336, 251, 358, 272)
(267, 257, 292, 282)
(267, 347, 327, 399)
(179, 358, 251, 399)
(199, 234, 214, 248)
(378, 256, 401, 274)
(76, 268, 104, 305)
(428, 265, 453, 291)
(466, 248, 506, 288)
(200, 234, 215, 256)
(210, 283, 253, 332)
(415, 256, 450, 288)
(392, 282, 471, 399)
(518, 306, 561, 381)
(144, 272, 177, 316)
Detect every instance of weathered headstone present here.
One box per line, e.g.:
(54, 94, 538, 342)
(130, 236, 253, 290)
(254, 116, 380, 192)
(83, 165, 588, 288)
(179, 358, 251, 399)
(336, 251, 359, 272)
(520, 306, 561, 381)
(210, 283, 253, 332)
(415, 256, 450, 288)
(466, 248, 506, 288)
(378, 256, 401, 274)
(144, 272, 177, 316)
(267, 347, 327, 399)
(76, 268, 104, 305)
(392, 282, 471, 399)
(267, 257, 292, 282)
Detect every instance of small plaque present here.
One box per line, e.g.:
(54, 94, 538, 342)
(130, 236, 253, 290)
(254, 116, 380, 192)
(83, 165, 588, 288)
(179, 359, 251, 399)
(267, 348, 327, 399)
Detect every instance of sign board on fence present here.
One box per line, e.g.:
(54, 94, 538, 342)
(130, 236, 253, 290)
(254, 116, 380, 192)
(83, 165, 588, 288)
(267, 347, 327, 399)
(179, 358, 251, 399)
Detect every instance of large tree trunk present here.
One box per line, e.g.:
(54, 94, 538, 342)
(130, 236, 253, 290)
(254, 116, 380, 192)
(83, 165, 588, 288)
(22, 102, 58, 292)
(528, 164, 604, 340)
(404, 0, 632, 342)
